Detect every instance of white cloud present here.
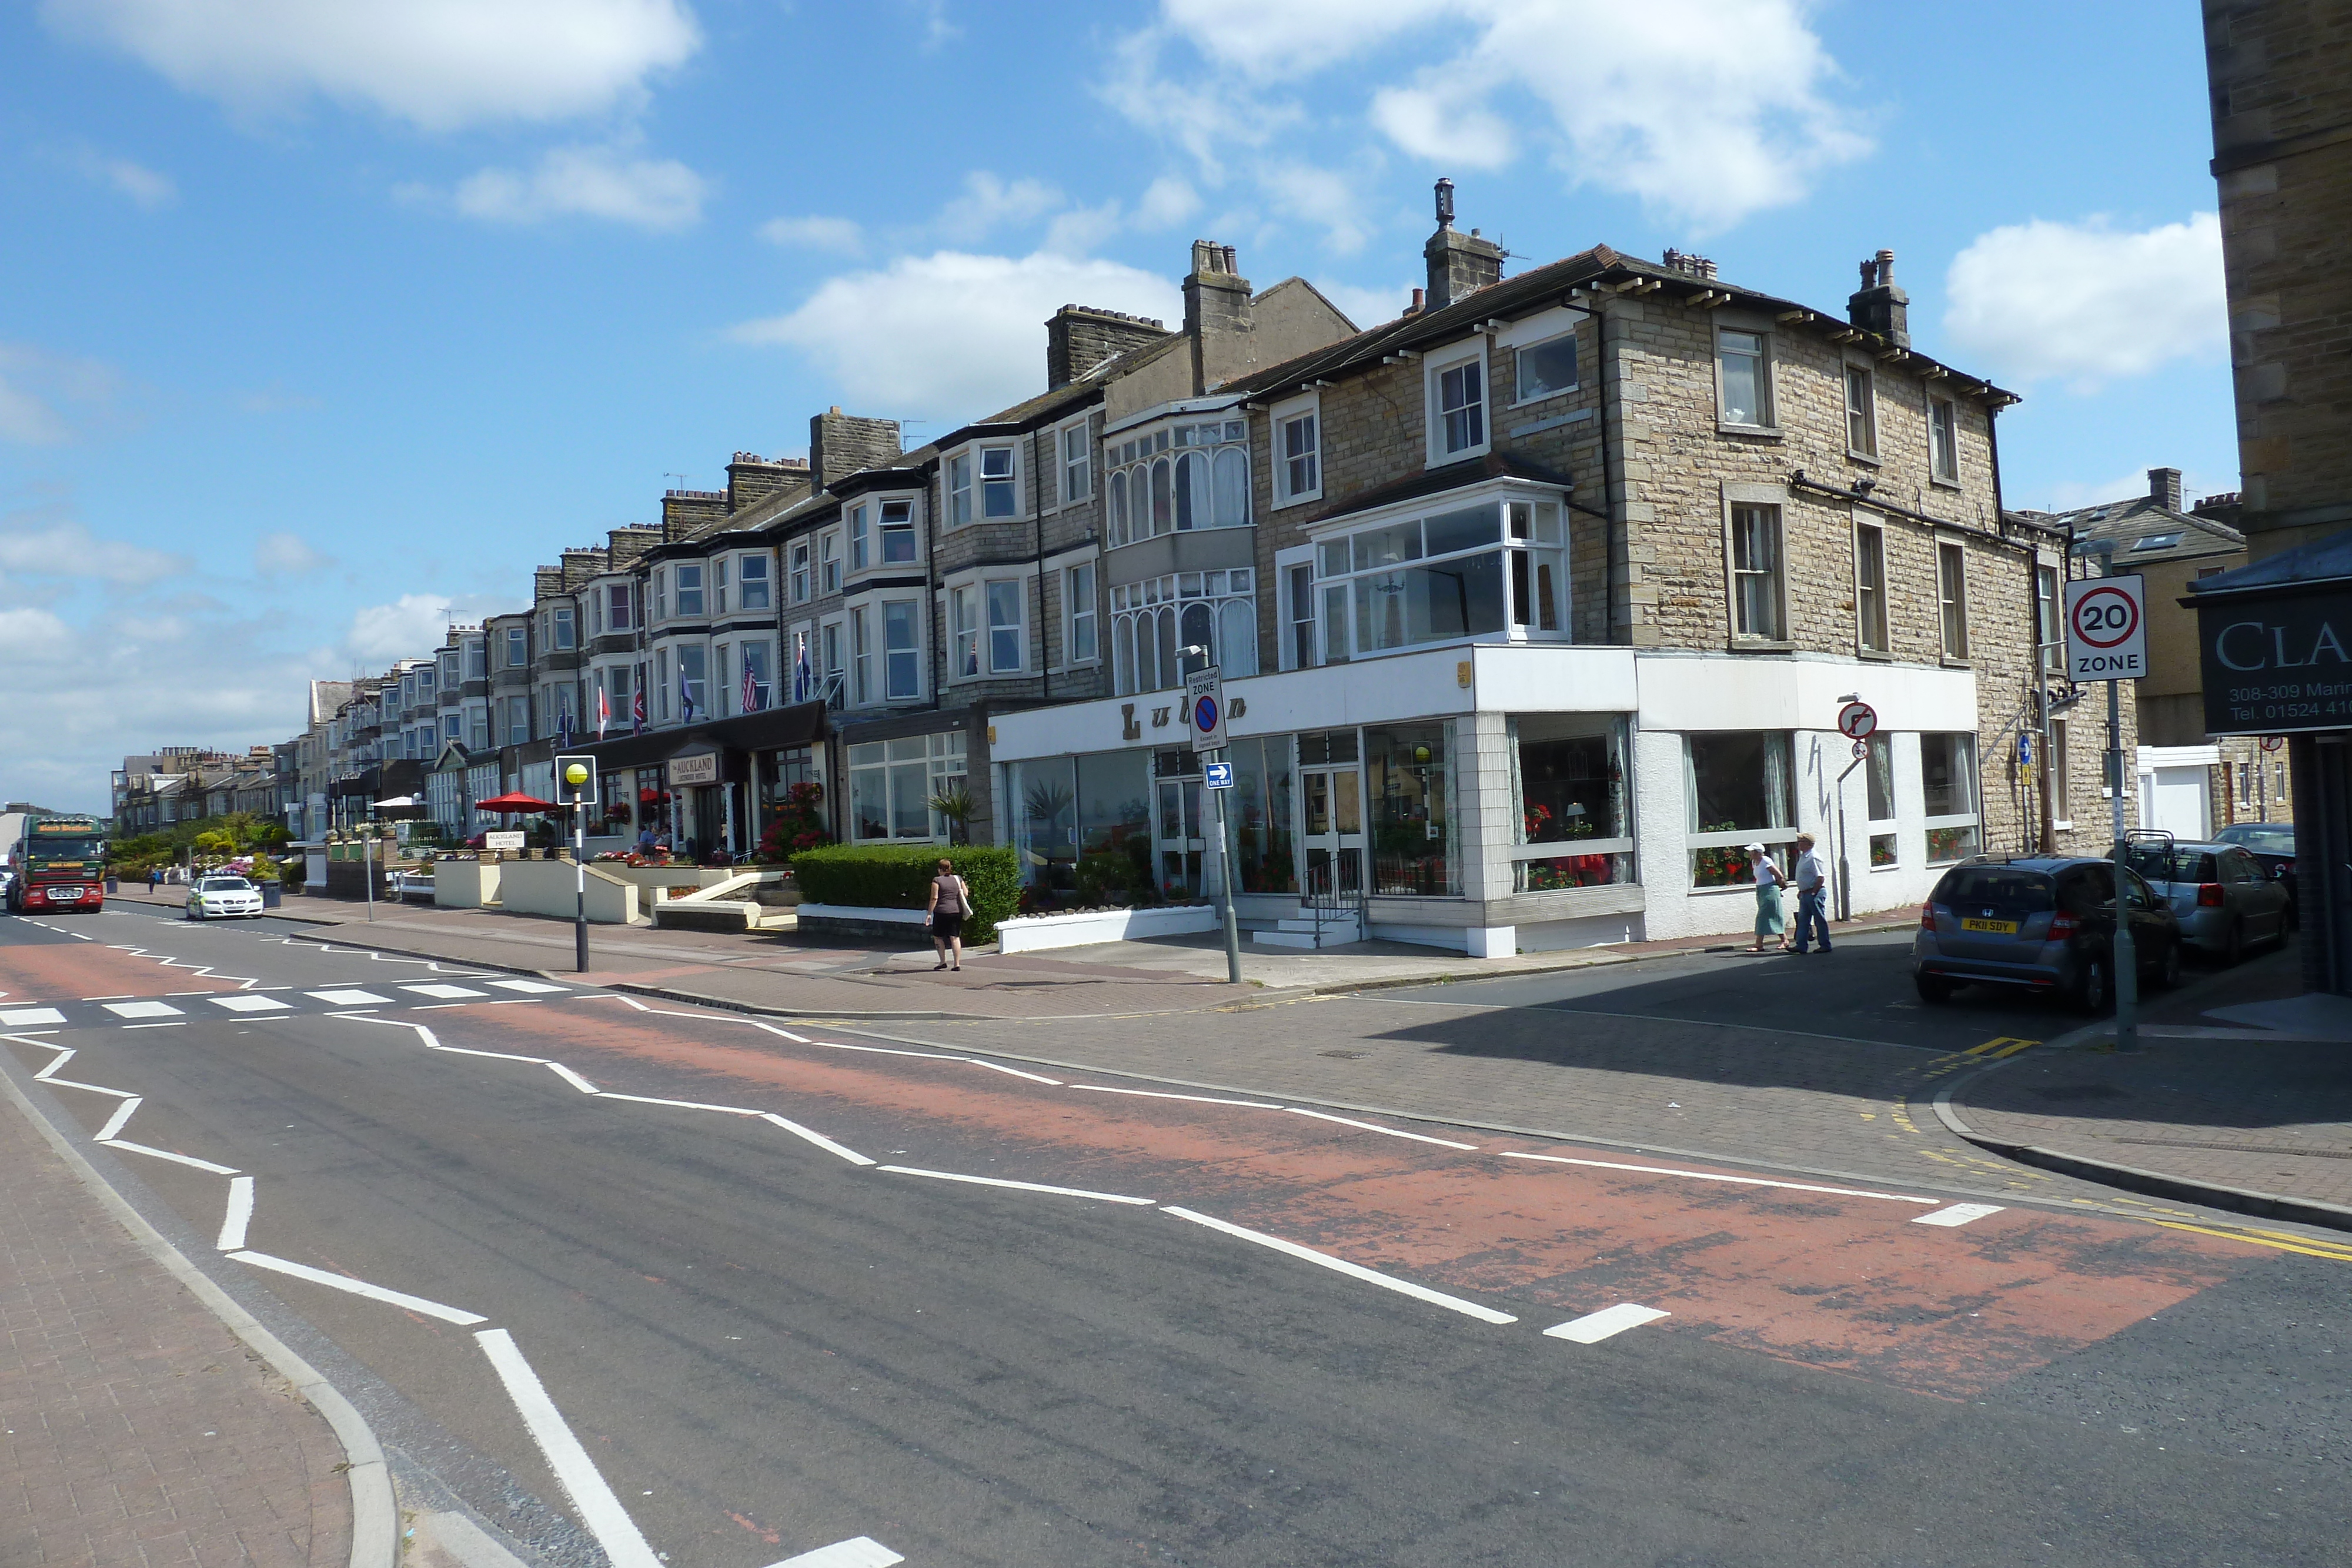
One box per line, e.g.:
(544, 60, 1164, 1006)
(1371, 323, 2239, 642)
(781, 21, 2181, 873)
(936, 171, 1064, 243)
(730, 250, 1182, 422)
(65, 145, 176, 207)
(0, 516, 188, 586)
(1261, 163, 1376, 254)
(758, 214, 865, 253)
(1314, 279, 1412, 329)
(450, 144, 709, 230)
(254, 531, 329, 576)
(1135, 0, 1869, 233)
(1943, 213, 2227, 390)
(1135, 176, 1202, 230)
(0, 343, 125, 444)
(41, 0, 700, 131)
(0, 606, 75, 656)
(344, 593, 467, 663)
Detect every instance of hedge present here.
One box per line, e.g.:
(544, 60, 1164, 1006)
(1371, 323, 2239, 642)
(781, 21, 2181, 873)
(789, 844, 1021, 943)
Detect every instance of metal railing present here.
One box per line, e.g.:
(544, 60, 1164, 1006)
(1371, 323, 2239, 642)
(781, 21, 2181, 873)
(1302, 851, 1368, 947)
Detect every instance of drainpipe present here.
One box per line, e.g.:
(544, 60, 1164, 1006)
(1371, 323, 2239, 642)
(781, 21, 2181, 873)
(1990, 407, 2053, 852)
(1580, 289, 1623, 646)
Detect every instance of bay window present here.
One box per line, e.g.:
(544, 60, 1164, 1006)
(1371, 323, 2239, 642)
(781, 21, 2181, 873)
(821, 531, 840, 594)
(739, 553, 771, 610)
(981, 446, 1017, 517)
(678, 644, 707, 718)
(1103, 419, 1249, 544)
(848, 504, 869, 570)
(881, 500, 917, 563)
(1111, 569, 1255, 694)
(1062, 423, 1091, 502)
(952, 586, 978, 677)
(948, 453, 973, 527)
(883, 601, 920, 698)
(676, 563, 704, 617)
(988, 581, 1023, 673)
(1066, 563, 1097, 664)
(1310, 497, 1561, 661)
(790, 541, 810, 604)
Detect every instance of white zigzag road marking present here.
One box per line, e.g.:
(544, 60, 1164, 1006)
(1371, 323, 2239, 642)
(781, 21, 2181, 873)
(91, 943, 268, 989)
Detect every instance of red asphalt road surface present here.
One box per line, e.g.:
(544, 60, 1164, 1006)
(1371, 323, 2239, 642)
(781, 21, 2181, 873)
(0, 937, 248, 1006)
(405, 996, 2270, 1402)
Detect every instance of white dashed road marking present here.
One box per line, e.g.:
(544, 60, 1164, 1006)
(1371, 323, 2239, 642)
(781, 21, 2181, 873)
(309, 990, 393, 1005)
(473, 1329, 662, 1568)
(104, 1001, 183, 1019)
(1544, 1303, 1671, 1344)
(209, 995, 291, 1013)
(2, 1008, 69, 1027)
(488, 979, 569, 994)
(877, 1165, 1155, 1205)
(1913, 1202, 2006, 1227)
(770, 1539, 906, 1568)
(402, 984, 489, 999)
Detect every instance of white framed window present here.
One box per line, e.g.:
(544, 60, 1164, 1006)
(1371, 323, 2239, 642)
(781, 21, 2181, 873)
(711, 557, 729, 616)
(1843, 363, 1877, 457)
(951, 585, 978, 677)
(790, 541, 810, 604)
(1865, 731, 1897, 868)
(1274, 396, 1321, 507)
(1727, 503, 1786, 643)
(653, 568, 669, 622)
(505, 626, 527, 667)
(880, 500, 917, 564)
(1937, 540, 1969, 660)
(1685, 732, 1797, 887)
(1278, 544, 1317, 671)
(2050, 718, 2072, 828)
(1428, 345, 1488, 463)
(551, 606, 575, 650)
(948, 452, 973, 527)
(1512, 332, 1579, 404)
(1312, 496, 1559, 662)
(981, 445, 1017, 517)
(988, 580, 1024, 673)
(654, 648, 670, 722)
(851, 606, 871, 704)
(505, 694, 530, 746)
(1061, 422, 1091, 503)
(1111, 569, 1258, 693)
(440, 651, 460, 686)
(739, 553, 771, 610)
(606, 586, 632, 632)
(678, 644, 708, 718)
(821, 530, 841, 595)
(847, 731, 966, 842)
(848, 504, 870, 571)
(465, 638, 487, 679)
(743, 640, 773, 711)
(1107, 466, 1131, 546)
(1929, 396, 1960, 484)
(818, 621, 842, 702)
(676, 563, 705, 617)
(2036, 562, 2063, 674)
(883, 600, 920, 699)
(1716, 327, 1773, 428)
(1922, 732, 1980, 862)
(1103, 418, 1248, 541)
(1065, 562, 1097, 665)
(1855, 520, 1889, 654)
(714, 643, 731, 716)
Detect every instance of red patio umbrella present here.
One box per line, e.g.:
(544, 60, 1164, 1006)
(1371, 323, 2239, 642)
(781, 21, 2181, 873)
(476, 790, 558, 813)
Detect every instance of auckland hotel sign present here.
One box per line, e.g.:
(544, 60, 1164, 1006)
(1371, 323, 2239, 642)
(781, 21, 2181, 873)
(2198, 581, 2352, 735)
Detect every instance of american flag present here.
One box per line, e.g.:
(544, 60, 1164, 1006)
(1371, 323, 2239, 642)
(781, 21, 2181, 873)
(741, 657, 760, 714)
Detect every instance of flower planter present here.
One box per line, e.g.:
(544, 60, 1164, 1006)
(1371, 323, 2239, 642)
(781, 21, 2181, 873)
(995, 904, 1217, 954)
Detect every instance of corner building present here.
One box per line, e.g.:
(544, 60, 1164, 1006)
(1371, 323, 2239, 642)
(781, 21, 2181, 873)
(994, 189, 2118, 952)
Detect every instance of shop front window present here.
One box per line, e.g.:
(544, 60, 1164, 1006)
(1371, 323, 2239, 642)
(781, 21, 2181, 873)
(1512, 715, 1633, 891)
(1365, 723, 1459, 897)
(1009, 758, 1079, 901)
(1922, 732, 1979, 863)
(847, 731, 965, 842)
(1230, 735, 1296, 894)
(1077, 750, 1153, 905)
(1685, 731, 1796, 887)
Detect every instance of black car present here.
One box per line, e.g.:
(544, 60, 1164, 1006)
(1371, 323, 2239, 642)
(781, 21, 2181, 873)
(2212, 821, 2298, 925)
(1912, 855, 2182, 1012)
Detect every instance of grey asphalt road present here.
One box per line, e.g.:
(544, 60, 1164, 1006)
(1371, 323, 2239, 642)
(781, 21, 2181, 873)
(4, 905, 2347, 1567)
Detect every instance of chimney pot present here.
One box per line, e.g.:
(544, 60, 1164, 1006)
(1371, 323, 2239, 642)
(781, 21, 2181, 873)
(2149, 467, 2184, 510)
(1434, 178, 1455, 227)
(1409, 286, 1425, 315)
(1846, 247, 1910, 348)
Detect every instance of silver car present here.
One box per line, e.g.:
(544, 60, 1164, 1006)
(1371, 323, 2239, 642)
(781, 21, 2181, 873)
(2126, 841, 2291, 965)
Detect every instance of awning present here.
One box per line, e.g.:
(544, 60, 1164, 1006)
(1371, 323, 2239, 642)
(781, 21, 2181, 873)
(573, 700, 830, 771)
(476, 790, 558, 813)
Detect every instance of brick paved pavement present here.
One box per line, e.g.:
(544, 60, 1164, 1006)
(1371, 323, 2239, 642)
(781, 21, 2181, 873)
(0, 1075, 353, 1567)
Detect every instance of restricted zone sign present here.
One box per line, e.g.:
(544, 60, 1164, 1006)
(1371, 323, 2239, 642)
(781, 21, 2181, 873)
(1184, 667, 1227, 751)
(2065, 575, 2147, 681)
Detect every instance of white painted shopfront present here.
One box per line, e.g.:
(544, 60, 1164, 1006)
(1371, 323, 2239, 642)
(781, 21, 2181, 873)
(991, 644, 1985, 954)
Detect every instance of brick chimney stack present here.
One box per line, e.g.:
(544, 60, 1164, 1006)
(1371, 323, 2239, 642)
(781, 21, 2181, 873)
(2149, 466, 2185, 511)
(1183, 239, 1255, 392)
(1046, 305, 1170, 389)
(810, 407, 903, 492)
(1423, 179, 1505, 311)
(1846, 249, 1910, 346)
(726, 452, 812, 513)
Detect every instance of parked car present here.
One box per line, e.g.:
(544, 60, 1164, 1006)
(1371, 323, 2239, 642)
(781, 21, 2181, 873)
(1913, 855, 2181, 1012)
(2126, 840, 2291, 964)
(2212, 820, 2298, 924)
(185, 875, 265, 920)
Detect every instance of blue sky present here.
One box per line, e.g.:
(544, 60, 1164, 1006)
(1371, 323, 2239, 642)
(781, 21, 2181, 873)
(1, 1, 2230, 813)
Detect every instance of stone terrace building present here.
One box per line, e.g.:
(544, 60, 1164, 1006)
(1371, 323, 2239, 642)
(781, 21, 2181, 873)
(993, 185, 2120, 950)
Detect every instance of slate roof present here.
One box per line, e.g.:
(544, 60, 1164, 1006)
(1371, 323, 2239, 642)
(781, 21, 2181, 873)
(2190, 526, 2352, 597)
(2008, 493, 2244, 569)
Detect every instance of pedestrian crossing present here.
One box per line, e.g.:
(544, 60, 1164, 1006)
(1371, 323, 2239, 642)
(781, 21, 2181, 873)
(0, 977, 577, 1033)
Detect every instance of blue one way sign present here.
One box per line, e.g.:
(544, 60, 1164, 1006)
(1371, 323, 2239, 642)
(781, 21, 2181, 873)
(1202, 761, 1234, 790)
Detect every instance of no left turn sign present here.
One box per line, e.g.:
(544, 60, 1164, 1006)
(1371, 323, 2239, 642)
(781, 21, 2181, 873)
(1836, 700, 1877, 740)
(2064, 574, 2147, 681)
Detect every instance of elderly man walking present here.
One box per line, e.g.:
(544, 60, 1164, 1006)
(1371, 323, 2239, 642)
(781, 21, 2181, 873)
(1790, 831, 1832, 954)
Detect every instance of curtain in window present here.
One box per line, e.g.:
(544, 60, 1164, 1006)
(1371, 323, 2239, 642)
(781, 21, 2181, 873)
(1180, 601, 1214, 675)
(1218, 599, 1258, 677)
(1212, 449, 1249, 527)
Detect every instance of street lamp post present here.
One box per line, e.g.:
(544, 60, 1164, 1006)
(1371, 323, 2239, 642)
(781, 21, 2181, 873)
(564, 761, 590, 972)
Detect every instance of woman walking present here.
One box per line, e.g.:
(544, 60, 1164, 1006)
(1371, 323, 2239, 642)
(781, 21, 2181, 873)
(1746, 842, 1789, 954)
(927, 857, 970, 971)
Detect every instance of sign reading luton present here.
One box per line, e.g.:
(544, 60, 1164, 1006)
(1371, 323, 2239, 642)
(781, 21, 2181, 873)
(2198, 589, 2352, 736)
(2064, 575, 2147, 681)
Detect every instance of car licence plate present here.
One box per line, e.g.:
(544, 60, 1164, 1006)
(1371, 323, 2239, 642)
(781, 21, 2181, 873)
(1960, 917, 2017, 934)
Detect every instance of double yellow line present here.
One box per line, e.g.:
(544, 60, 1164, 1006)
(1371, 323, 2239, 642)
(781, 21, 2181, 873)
(2153, 1218, 2352, 1263)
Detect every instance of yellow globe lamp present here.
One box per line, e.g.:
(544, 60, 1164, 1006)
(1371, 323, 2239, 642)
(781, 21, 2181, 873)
(564, 763, 589, 786)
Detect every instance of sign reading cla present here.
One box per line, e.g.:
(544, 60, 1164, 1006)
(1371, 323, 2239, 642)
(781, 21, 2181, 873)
(2065, 575, 2147, 681)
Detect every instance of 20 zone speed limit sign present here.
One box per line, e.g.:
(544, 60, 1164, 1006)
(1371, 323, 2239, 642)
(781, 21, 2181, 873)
(2064, 574, 2147, 681)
